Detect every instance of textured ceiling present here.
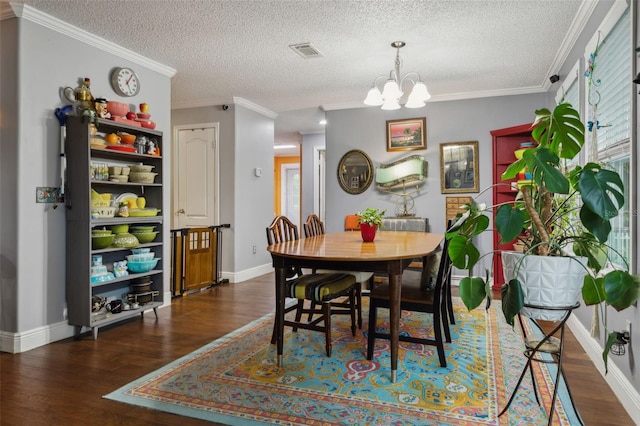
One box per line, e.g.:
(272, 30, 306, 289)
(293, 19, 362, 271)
(8, 0, 589, 153)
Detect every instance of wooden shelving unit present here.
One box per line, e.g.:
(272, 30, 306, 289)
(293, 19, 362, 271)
(490, 123, 533, 291)
(64, 116, 164, 339)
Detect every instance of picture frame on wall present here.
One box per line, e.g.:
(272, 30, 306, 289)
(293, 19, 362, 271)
(386, 117, 426, 152)
(440, 140, 479, 193)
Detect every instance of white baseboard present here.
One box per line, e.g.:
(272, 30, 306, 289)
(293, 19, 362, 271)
(567, 315, 640, 423)
(1, 301, 172, 354)
(221, 263, 273, 284)
(0, 320, 75, 353)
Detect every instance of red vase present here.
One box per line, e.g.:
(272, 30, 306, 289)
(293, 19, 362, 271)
(360, 223, 377, 242)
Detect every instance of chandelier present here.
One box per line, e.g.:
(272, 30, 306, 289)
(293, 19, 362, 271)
(364, 41, 431, 110)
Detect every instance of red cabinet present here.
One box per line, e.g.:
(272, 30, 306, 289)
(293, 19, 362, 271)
(490, 123, 533, 290)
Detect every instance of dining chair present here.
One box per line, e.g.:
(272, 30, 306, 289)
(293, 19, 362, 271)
(303, 214, 373, 329)
(266, 215, 359, 357)
(379, 218, 456, 328)
(366, 237, 452, 368)
(344, 214, 361, 231)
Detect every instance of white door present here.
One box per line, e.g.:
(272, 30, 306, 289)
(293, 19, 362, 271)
(173, 124, 219, 228)
(314, 147, 326, 221)
(281, 163, 300, 230)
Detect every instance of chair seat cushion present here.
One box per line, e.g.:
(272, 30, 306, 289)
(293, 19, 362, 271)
(288, 273, 357, 302)
(316, 270, 373, 283)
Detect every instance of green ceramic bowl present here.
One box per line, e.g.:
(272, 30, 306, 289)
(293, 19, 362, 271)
(112, 233, 140, 248)
(110, 224, 129, 234)
(130, 225, 155, 233)
(131, 231, 158, 244)
(92, 234, 114, 249)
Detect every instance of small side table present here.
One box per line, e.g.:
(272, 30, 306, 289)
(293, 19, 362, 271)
(498, 302, 584, 426)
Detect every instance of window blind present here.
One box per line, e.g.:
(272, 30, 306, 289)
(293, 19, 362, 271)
(588, 7, 630, 155)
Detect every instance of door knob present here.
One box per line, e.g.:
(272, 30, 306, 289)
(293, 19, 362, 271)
(177, 208, 185, 214)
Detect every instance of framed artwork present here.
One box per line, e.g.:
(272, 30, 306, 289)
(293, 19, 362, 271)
(440, 141, 479, 193)
(386, 117, 426, 152)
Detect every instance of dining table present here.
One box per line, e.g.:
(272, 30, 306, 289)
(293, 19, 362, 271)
(267, 230, 443, 383)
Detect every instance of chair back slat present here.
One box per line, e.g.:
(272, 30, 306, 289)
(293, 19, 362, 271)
(303, 214, 325, 238)
(266, 215, 299, 245)
(266, 215, 302, 279)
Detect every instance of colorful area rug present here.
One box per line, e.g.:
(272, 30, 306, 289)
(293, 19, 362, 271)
(105, 298, 580, 425)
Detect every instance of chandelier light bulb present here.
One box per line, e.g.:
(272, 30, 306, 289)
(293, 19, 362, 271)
(382, 80, 402, 100)
(381, 98, 401, 110)
(412, 82, 431, 101)
(404, 93, 425, 109)
(364, 86, 384, 106)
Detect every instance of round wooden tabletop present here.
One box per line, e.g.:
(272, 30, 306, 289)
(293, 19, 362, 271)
(267, 231, 443, 262)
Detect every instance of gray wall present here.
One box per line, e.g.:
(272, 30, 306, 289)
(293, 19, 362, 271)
(0, 16, 172, 345)
(0, 17, 19, 333)
(233, 104, 274, 272)
(325, 93, 547, 274)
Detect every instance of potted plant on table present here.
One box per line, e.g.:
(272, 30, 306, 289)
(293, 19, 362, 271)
(357, 208, 386, 242)
(446, 103, 639, 369)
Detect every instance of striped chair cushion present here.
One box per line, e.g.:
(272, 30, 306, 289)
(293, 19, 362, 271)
(288, 273, 357, 302)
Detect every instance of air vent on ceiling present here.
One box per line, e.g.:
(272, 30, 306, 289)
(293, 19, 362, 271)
(289, 43, 323, 59)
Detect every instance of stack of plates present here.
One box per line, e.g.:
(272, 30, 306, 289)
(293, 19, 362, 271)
(90, 137, 106, 149)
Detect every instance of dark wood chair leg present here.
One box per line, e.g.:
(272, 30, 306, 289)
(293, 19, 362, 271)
(349, 287, 357, 336)
(307, 301, 316, 322)
(323, 302, 332, 357)
(434, 307, 447, 368)
(293, 300, 304, 332)
(366, 296, 377, 360)
(356, 283, 363, 330)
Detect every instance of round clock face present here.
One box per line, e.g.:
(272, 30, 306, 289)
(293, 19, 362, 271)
(111, 67, 140, 97)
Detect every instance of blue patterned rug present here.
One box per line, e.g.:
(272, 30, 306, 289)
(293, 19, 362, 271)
(105, 298, 580, 425)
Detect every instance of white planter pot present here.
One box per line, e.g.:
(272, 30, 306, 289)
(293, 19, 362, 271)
(501, 251, 587, 321)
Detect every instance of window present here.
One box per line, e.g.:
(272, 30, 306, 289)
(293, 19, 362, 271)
(584, 1, 631, 268)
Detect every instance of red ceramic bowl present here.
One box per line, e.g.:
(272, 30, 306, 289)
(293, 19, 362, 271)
(118, 133, 136, 145)
(107, 101, 129, 118)
(139, 120, 156, 130)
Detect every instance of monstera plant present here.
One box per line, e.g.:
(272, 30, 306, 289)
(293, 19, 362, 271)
(445, 103, 639, 370)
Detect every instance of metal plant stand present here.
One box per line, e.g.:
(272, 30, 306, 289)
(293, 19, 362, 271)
(499, 302, 584, 426)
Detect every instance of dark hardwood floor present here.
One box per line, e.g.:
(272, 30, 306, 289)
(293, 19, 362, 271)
(0, 273, 633, 425)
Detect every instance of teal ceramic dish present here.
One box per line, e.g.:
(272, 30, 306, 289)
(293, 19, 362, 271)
(127, 258, 160, 273)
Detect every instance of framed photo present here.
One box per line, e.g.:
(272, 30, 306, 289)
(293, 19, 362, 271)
(440, 141, 479, 193)
(386, 117, 426, 152)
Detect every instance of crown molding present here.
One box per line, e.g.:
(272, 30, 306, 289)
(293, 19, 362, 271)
(6, 4, 175, 78)
(0, 2, 16, 19)
(233, 97, 278, 119)
(542, 0, 598, 91)
(171, 97, 278, 120)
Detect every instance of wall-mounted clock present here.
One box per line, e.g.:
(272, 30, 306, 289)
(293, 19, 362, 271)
(110, 67, 140, 97)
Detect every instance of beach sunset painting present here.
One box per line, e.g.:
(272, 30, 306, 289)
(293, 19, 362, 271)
(386, 117, 426, 151)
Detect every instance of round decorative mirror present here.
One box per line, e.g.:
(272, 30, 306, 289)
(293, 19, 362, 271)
(337, 149, 374, 194)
